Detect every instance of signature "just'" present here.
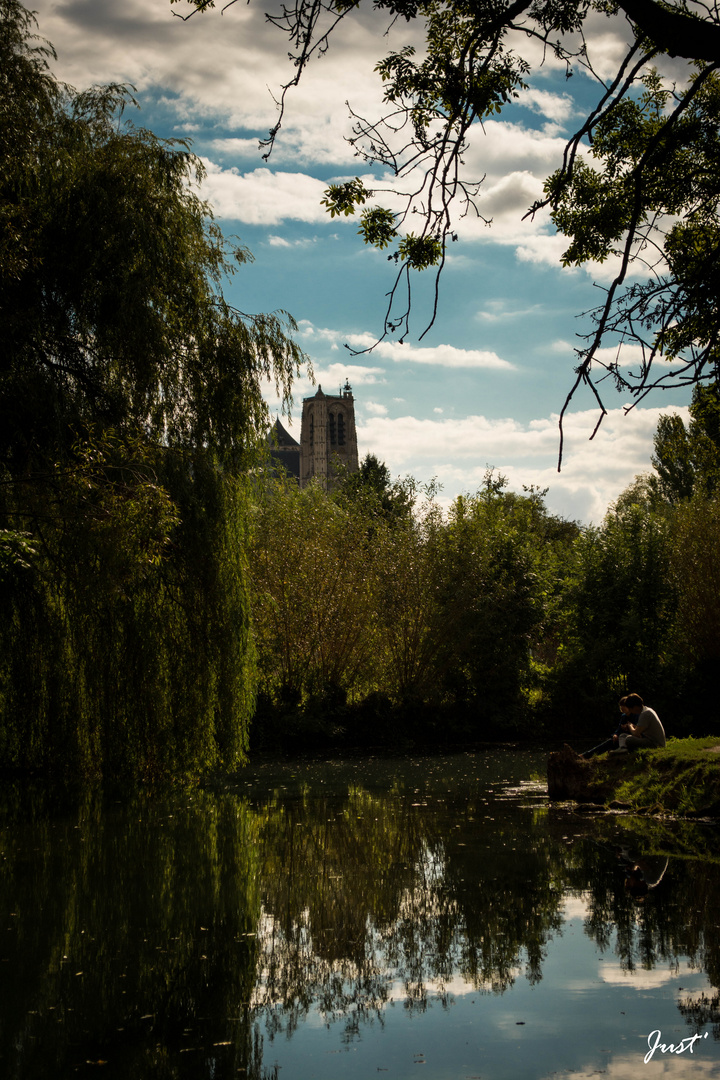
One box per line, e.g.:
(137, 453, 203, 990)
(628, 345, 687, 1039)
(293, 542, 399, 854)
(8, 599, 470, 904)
(644, 1029, 709, 1063)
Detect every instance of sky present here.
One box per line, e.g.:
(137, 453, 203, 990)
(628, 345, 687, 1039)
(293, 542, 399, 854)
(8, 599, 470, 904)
(29, 0, 695, 523)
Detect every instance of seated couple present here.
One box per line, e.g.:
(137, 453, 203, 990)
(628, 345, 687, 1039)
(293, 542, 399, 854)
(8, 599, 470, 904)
(583, 693, 666, 759)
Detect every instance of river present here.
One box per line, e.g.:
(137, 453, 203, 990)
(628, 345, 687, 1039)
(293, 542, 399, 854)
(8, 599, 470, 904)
(0, 748, 718, 1079)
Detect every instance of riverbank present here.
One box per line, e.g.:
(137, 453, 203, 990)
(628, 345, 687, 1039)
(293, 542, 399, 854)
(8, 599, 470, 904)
(548, 737, 720, 817)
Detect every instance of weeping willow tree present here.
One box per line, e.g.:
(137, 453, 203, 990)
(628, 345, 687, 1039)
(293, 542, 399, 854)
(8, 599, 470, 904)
(0, 0, 306, 779)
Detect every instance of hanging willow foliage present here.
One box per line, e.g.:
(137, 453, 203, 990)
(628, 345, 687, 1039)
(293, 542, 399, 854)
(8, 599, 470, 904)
(0, 1, 306, 779)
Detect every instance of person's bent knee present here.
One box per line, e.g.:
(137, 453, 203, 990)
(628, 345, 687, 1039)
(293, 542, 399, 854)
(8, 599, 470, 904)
(626, 735, 655, 749)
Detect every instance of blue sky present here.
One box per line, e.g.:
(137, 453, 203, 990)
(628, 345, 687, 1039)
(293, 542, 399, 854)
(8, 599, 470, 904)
(32, 0, 694, 522)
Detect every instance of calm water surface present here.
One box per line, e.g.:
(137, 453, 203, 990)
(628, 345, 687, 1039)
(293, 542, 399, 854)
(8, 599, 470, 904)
(1, 749, 719, 1079)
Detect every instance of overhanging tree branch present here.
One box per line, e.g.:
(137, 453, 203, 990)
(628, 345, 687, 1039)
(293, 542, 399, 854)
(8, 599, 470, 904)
(617, 0, 720, 61)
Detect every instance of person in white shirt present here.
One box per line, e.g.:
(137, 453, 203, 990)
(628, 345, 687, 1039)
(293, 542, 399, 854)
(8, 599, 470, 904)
(620, 693, 666, 749)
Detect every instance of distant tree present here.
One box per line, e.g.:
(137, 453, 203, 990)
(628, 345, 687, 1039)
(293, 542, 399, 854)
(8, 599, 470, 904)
(651, 383, 720, 503)
(669, 496, 720, 667)
(555, 502, 675, 716)
(176, 0, 720, 458)
(428, 474, 578, 727)
(335, 453, 415, 523)
(249, 476, 380, 732)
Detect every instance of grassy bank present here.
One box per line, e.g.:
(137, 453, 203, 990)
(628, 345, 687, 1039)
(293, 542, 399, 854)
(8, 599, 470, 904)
(594, 737, 720, 816)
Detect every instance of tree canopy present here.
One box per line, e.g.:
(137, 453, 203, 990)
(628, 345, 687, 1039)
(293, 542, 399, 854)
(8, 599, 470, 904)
(0, 0, 306, 778)
(650, 382, 720, 502)
(175, 0, 720, 463)
(2, 0, 304, 475)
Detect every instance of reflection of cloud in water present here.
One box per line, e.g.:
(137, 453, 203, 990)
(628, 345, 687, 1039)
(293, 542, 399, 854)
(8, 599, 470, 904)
(562, 893, 591, 921)
(598, 963, 702, 990)
(541, 1051, 720, 1079)
(385, 971, 520, 1000)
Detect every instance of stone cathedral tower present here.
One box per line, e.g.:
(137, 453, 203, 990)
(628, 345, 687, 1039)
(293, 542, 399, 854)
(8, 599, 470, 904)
(299, 380, 359, 489)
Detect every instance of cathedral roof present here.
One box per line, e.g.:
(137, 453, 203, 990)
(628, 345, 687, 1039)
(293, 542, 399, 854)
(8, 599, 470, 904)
(268, 417, 300, 448)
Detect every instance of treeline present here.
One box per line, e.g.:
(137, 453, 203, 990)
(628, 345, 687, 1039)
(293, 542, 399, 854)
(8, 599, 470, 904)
(249, 406, 720, 749)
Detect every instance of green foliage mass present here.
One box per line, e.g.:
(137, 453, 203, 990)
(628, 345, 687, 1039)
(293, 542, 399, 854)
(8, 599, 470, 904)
(0, 1, 305, 780)
(249, 405, 720, 749)
(651, 383, 720, 503)
(546, 392, 720, 733)
(248, 467, 580, 746)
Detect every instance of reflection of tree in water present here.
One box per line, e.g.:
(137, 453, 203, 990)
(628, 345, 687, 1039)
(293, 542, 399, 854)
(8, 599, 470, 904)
(558, 816, 720, 1039)
(678, 992, 720, 1040)
(251, 786, 566, 1044)
(1, 777, 720, 1079)
(0, 785, 267, 1080)
(251, 789, 720, 1052)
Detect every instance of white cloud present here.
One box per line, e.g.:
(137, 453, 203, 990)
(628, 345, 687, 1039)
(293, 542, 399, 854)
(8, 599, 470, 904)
(479, 170, 546, 219)
(210, 137, 262, 159)
(365, 402, 389, 416)
(514, 231, 574, 268)
(198, 162, 328, 224)
(296, 324, 514, 371)
(267, 234, 318, 248)
(463, 120, 571, 184)
(562, 894, 591, 921)
(356, 405, 689, 524)
(476, 300, 543, 323)
(521, 87, 577, 125)
(371, 341, 513, 370)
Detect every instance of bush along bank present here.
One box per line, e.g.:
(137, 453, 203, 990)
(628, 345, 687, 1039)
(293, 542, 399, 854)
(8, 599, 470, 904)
(547, 738, 720, 817)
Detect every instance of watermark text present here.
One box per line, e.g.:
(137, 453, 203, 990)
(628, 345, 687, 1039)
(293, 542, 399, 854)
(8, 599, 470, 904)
(645, 1029, 708, 1064)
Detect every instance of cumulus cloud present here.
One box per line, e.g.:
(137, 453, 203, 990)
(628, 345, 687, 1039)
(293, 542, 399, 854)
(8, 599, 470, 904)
(521, 87, 577, 125)
(297, 325, 513, 370)
(198, 162, 328, 224)
(598, 965, 681, 990)
(356, 405, 689, 524)
(33, 0, 419, 165)
(267, 234, 318, 248)
(477, 170, 546, 220)
(463, 119, 570, 182)
(370, 341, 514, 370)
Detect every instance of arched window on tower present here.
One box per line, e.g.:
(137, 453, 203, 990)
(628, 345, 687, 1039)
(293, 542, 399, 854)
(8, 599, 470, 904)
(328, 413, 336, 446)
(337, 413, 345, 446)
(309, 411, 314, 443)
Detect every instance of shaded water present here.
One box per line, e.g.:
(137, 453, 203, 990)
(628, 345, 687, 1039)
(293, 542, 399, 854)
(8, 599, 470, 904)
(1, 749, 719, 1079)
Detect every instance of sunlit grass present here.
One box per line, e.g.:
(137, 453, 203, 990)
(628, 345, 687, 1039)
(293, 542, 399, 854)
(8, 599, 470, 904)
(607, 737, 720, 816)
